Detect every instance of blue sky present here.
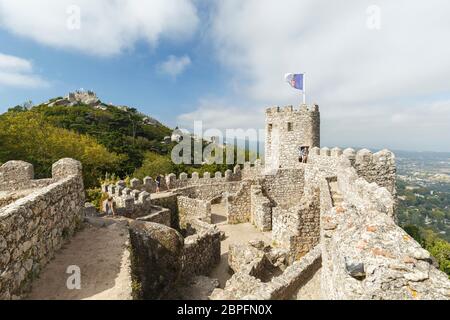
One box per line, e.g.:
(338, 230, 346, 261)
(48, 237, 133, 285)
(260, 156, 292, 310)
(0, 9, 228, 126)
(1, 0, 450, 152)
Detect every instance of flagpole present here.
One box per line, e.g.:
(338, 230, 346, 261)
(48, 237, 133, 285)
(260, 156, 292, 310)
(303, 73, 306, 105)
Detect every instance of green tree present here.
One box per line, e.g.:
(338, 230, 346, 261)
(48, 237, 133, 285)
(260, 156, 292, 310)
(0, 111, 124, 188)
(403, 224, 424, 246)
(133, 152, 175, 179)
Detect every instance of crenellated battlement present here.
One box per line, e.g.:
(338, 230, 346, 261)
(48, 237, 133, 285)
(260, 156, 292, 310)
(336, 159, 395, 218)
(309, 147, 396, 195)
(123, 166, 243, 194)
(241, 159, 264, 180)
(124, 159, 266, 196)
(0, 158, 83, 193)
(265, 103, 319, 115)
(102, 182, 170, 223)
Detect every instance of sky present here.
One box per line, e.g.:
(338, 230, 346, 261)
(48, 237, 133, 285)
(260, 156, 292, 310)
(0, 0, 449, 152)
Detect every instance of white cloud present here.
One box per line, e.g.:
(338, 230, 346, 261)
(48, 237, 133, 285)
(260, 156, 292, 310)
(207, 0, 450, 151)
(157, 55, 191, 78)
(0, 0, 199, 56)
(0, 53, 48, 88)
(178, 98, 262, 130)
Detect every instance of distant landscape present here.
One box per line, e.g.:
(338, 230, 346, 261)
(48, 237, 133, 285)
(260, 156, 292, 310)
(393, 150, 450, 276)
(395, 150, 450, 241)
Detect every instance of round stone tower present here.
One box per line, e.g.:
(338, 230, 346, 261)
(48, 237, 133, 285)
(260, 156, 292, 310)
(264, 104, 320, 170)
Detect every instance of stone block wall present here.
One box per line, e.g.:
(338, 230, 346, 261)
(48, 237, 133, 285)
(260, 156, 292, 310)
(151, 193, 180, 230)
(272, 206, 299, 249)
(211, 273, 265, 300)
(261, 168, 305, 209)
(129, 219, 221, 299)
(0, 190, 36, 209)
(250, 185, 272, 231)
(313, 154, 450, 300)
(176, 181, 243, 201)
(212, 244, 321, 300)
(241, 160, 264, 180)
(228, 243, 266, 275)
(135, 207, 171, 227)
(0, 161, 53, 192)
(353, 148, 397, 196)
(181, 220, 221, 280)
(320, 204, 450, 300)
(308, 146, 342, 176)
(177, 196, 211, 228)
(291, 189, 321, 260)
(103, 184, 153, 218)
(131, 169, 242, 194)
(243, 245, 322, 300)
(272, 189, 320, 260)
(309, 147, 396, 199)
(337, 159, 396, 220)
(128, 221, 184, 300)
(0, 158, 85, 299)
(226, 180, 252, 224)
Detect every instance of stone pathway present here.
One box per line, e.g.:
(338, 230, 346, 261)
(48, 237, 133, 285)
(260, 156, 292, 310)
(329, 180, 343, 207)
(26, 218, 132, 300)
(150, 190, 174, 199)
(209, 203, 272, 288)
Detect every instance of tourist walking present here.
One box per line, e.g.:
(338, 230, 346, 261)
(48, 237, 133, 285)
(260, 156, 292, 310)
(103, 196, 116, 217)
(156, 175, 161, 193)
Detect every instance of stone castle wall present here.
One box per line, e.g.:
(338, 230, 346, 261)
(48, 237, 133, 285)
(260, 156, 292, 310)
(272, 188, 320, 260)
(250, 185, 272, 232)
(176, 181, 242, 201)
(226, 180, 253, 224)
(0, 161, 53, 192)
(241, 160, 263, 180)
(177, 196, 211, 228)
(242, 245, 322, 300)
(129, 167, 242, 194)
(212, 243, 321, 300)
(103, 183, 171, 224)
(314, 154, 450, 299)
(129, 219, 221, 299)
(320, 204, 450, 299)
(309, 147, 396, 197)
(353, 148, 397, 195)
(0, 159, 85, 299)
(182, 219, 221, 280)
(128, 221, 184, 300)
(261, 168, 305, 209)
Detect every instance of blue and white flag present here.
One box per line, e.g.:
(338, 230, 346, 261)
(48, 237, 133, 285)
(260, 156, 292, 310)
(285, 73, 304, 90)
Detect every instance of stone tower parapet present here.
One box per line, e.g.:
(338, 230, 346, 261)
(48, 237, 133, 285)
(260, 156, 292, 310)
(265, 104, 320, 170)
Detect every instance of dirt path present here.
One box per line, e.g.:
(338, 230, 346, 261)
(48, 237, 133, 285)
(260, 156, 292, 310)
(296, 267, 322, 300)
(209, 204, 272, 288)
(27, 218, 132, 300)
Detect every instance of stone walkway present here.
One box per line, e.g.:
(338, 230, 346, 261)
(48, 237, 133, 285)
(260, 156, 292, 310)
(209, 203, 272, 288)
(26, 218, 132, 300)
